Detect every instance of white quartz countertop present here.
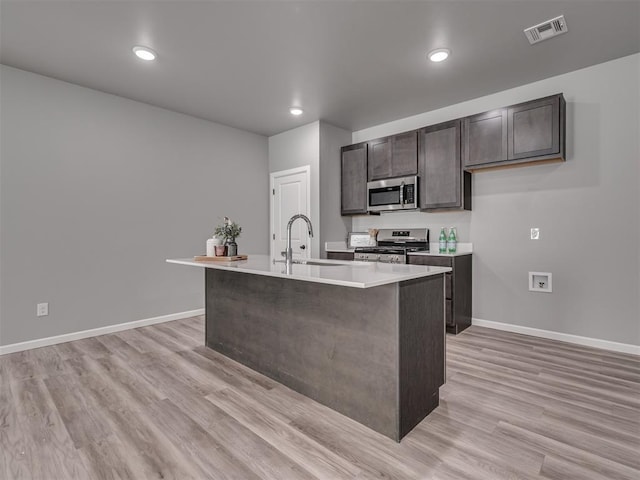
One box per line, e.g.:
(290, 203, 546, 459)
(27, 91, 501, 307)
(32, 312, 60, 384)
(419, 242, 473, 256)
(167, 255, 450, 289)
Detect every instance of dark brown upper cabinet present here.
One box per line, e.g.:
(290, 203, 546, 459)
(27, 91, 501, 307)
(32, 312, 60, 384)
(367, 137, 392, 180)
(367, 131, 418, 181)
(341, 143, 368, 215)
(418, 120, 471, 211)
(339, 93, 567, 215)
(462, 109, 508, 168)
(391, 131, 419, 177)
(508, 95, 562, 160)
(463, 93, 566, 171)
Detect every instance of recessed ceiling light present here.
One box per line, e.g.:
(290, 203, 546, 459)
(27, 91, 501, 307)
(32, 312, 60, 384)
(428, 48, 450, 62)
(132, 46, 157, 61)
(289, 107, 304, 116)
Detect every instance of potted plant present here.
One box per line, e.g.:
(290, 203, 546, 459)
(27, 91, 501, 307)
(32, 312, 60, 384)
(214, 216, 242, 256)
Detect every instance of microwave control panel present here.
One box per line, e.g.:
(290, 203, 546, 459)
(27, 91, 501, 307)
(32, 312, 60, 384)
(404, 184, 415, 204)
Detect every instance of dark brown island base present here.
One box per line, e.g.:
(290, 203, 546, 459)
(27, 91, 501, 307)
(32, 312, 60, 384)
(167, 256, 450, 441)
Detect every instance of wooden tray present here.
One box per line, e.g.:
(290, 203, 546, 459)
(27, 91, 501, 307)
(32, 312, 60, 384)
(194, 255, 248, 262)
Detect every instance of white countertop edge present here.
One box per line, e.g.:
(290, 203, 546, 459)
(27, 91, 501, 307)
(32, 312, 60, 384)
(324, 241, 354, 253)
(410, 252, 472, 258)
(166, 257, 451, 289)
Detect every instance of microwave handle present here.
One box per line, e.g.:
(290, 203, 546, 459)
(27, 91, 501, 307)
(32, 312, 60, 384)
(400, 181, 405, 205)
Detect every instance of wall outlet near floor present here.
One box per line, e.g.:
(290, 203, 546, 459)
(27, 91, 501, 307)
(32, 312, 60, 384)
(37, 302, 49, 317)
(530, 228, 540, 240)
(529, 272, 552, 293)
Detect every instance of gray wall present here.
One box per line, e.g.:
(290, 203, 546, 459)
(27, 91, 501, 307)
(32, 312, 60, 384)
(319, 122, 351, 258)
(268, 121, 321, 256)
(353, 53, 639, 346)
(0, 65, 269, 346)
(268, 121, 351, 258)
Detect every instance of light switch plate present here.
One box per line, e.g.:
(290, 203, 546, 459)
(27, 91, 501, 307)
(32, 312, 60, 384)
(530, 228, 540, 240)
(37, 302, 49, 317)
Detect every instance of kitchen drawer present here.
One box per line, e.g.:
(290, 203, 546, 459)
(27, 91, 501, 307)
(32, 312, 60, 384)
(409, 255, 452, 267)
(326, 252, 355, 261)
(445, 299, 453, 326)
(445, 273, 452, 299)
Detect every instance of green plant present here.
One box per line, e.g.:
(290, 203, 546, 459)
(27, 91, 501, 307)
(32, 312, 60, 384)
(214, 216, 242, 242)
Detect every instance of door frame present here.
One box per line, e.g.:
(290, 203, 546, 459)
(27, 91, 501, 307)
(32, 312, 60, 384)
(269, 165, 312, 259)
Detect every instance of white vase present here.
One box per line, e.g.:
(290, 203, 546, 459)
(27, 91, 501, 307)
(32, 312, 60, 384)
(206, 238, 216, 257)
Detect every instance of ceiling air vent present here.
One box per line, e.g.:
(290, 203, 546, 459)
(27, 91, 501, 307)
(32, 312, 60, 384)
(524, 15, 568, 45)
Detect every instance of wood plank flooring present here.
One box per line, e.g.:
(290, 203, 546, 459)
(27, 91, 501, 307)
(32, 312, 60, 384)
(1, 317, 638, 479)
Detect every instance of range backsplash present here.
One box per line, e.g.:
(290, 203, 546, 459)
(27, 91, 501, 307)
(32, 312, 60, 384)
(351, 210, 472, 243)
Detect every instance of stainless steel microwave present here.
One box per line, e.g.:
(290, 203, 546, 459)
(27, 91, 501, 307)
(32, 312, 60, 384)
(367, 176, 418, 212)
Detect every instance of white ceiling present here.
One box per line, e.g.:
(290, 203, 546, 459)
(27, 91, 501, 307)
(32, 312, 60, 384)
(1, 1, 639, 136)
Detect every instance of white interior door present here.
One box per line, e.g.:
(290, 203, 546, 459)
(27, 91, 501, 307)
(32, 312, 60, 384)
(270, 166, 311, 260)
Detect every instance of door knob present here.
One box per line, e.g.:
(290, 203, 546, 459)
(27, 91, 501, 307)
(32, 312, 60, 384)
(300, 245, 306, 250)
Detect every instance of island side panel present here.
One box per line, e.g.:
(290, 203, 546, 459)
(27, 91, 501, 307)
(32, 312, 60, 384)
(398, 274, 445, 439)
(205, 268, 400, 439)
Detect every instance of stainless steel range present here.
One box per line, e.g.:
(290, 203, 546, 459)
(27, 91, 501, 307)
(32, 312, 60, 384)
(354, 228, 429, 264)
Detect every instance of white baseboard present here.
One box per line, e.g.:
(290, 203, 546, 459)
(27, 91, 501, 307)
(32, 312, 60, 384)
(472, 318, 640, 356)
(0, 308, 205, 356)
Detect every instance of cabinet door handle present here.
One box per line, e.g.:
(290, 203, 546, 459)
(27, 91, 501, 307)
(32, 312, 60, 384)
(300, 245, 306, 250)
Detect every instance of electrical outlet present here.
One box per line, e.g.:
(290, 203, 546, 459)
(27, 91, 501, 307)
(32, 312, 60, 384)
(37, 303, 49, 317)
(529, 272, 552, 293)
(530, 228, 540, 240)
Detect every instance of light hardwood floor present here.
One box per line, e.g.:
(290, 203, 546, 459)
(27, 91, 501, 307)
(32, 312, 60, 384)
(1, 317, 638, 479)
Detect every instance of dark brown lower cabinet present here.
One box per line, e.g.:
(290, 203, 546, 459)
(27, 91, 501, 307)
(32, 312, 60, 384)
(327, 251, 472, 334)
(408, 254, 472, 334)
(326, 251, 355, 261)
(205, 267, 444, 441)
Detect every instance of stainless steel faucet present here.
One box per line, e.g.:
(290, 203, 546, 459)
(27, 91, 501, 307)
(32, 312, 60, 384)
(285, 214, 314, 266)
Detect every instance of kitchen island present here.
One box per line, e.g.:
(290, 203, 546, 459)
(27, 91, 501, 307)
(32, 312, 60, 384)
(167, 255, 450, 441)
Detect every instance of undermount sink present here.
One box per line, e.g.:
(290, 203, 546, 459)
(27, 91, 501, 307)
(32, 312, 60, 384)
(294, 260, 343, 266)
(273, 259, 345, 267)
